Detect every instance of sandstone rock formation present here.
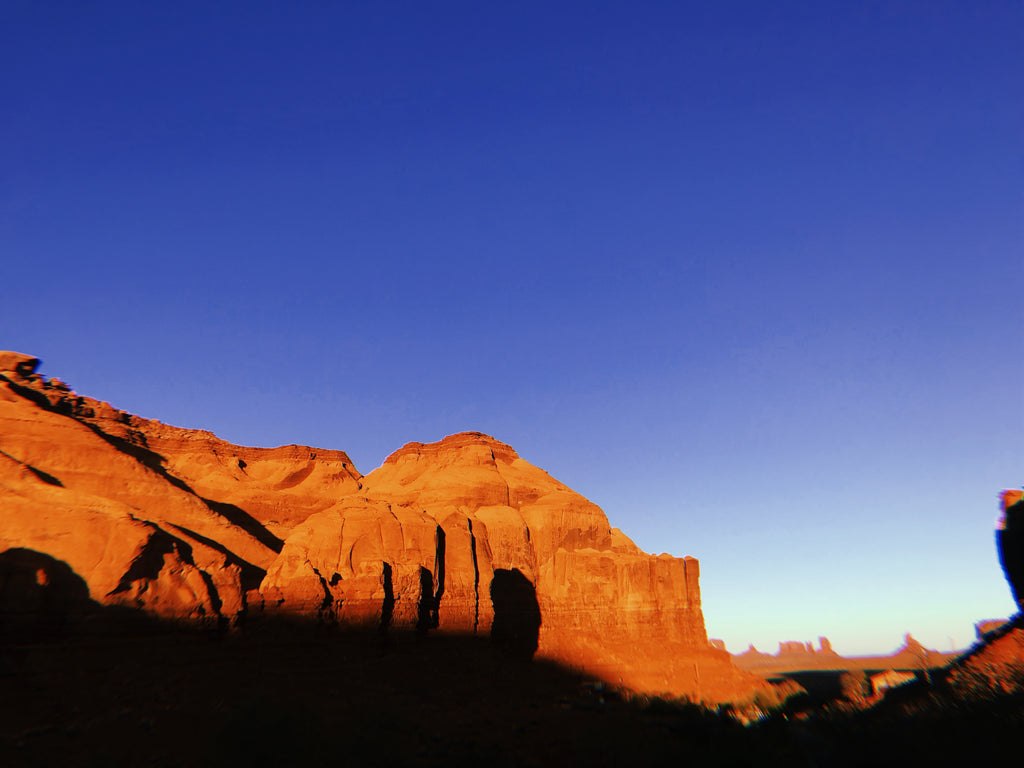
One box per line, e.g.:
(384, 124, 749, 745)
(0, 352, 758, 701)
(259, 431, 748, 696)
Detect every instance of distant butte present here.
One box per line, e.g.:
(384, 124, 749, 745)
(731, 634, 957, 674)
(0, 352, 761, 702)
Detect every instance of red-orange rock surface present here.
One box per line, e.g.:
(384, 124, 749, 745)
(946, 616, 1024, 689)
(0, 352, 759, 701)
(259, 432, 754, 698)
(0, 354, 267, 623)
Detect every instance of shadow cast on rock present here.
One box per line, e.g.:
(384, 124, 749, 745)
(489, 567, 541, 660)
(0, 548, 94, 643)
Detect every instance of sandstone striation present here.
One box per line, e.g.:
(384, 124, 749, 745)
(0, 352, 759, 701)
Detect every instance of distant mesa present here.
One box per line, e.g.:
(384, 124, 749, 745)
(0, 352, 760, 702)
(776, 637, 837, 656)
(731, 634, 956, 674)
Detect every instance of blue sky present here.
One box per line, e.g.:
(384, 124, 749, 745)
(3, 1, 1021, 655)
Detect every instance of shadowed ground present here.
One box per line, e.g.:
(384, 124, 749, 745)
(2, 548, 1023, 766)
(1, 626, 768, 768)
(3, 618, 1023, 767)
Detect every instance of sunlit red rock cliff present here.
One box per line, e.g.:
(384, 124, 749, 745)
(0, 352, 757, 700)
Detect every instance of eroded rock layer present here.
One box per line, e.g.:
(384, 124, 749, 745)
(0, 352, 757, 701)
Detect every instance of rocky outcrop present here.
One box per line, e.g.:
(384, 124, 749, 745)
(0, 352, 759, 701)
(997, 489, 1024, 609)
(0, 354, 271, 624)
(261, 432, 751, 698)
(934, 491, 1024, 691)
(945, 615, 1024, 689)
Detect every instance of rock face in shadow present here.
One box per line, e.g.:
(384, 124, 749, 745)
(997, 489, 1024, 609)
(0, 548, 93, 642)
(490, 568, 542, 659)
(0, 352, 759, 701)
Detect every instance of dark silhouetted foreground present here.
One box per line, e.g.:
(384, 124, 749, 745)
(2, 537, 1023, 766)
(3, 608, 1023, 767)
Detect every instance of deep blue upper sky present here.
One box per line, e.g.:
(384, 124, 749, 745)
(3, 1, 1021, 654)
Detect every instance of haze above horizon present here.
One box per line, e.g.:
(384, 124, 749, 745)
(2, 1, 1021, 656)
